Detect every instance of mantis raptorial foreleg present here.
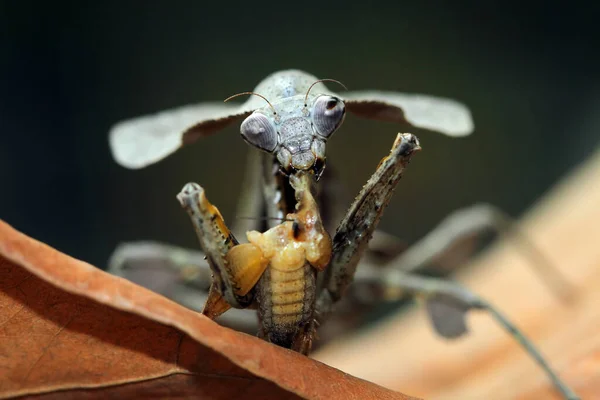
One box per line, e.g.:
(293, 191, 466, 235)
(316, 133, 421, 322)
(176, 183, 269, 314)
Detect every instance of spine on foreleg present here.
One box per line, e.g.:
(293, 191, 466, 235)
(257, 263, 316, 348)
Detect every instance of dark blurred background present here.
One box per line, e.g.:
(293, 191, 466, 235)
(1, 1, 598, 268)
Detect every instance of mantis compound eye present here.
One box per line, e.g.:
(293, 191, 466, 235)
(240, 113, 278, 152)
(312, 95, 346, 139)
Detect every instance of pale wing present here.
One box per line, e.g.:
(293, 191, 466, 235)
(109, 102, 251, 169)
(342, 91, 474, 137)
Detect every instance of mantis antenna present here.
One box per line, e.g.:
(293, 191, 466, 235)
(304, 79, 348, 106)
(224, 91, 277, 115)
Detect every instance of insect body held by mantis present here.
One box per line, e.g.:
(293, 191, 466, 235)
(108, 70, 579, 399)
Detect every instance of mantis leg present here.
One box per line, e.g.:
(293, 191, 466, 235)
(107, 241, 213, 301)
(349, 203, 575, 305)
(384, 203, 574, 300)
(177, 182, 270, 314)
(355, 267, 580, 400)
(316, 132, 421, 322)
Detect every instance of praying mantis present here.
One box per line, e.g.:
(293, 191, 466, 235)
(108, 70, 579, 399)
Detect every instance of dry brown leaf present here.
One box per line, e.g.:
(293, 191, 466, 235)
(0, 220, 417, 400)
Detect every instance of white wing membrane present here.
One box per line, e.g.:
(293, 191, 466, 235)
(109, 103, 247, 169)
(109, 70, 475, 169)
(342, 91, 474, 137)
